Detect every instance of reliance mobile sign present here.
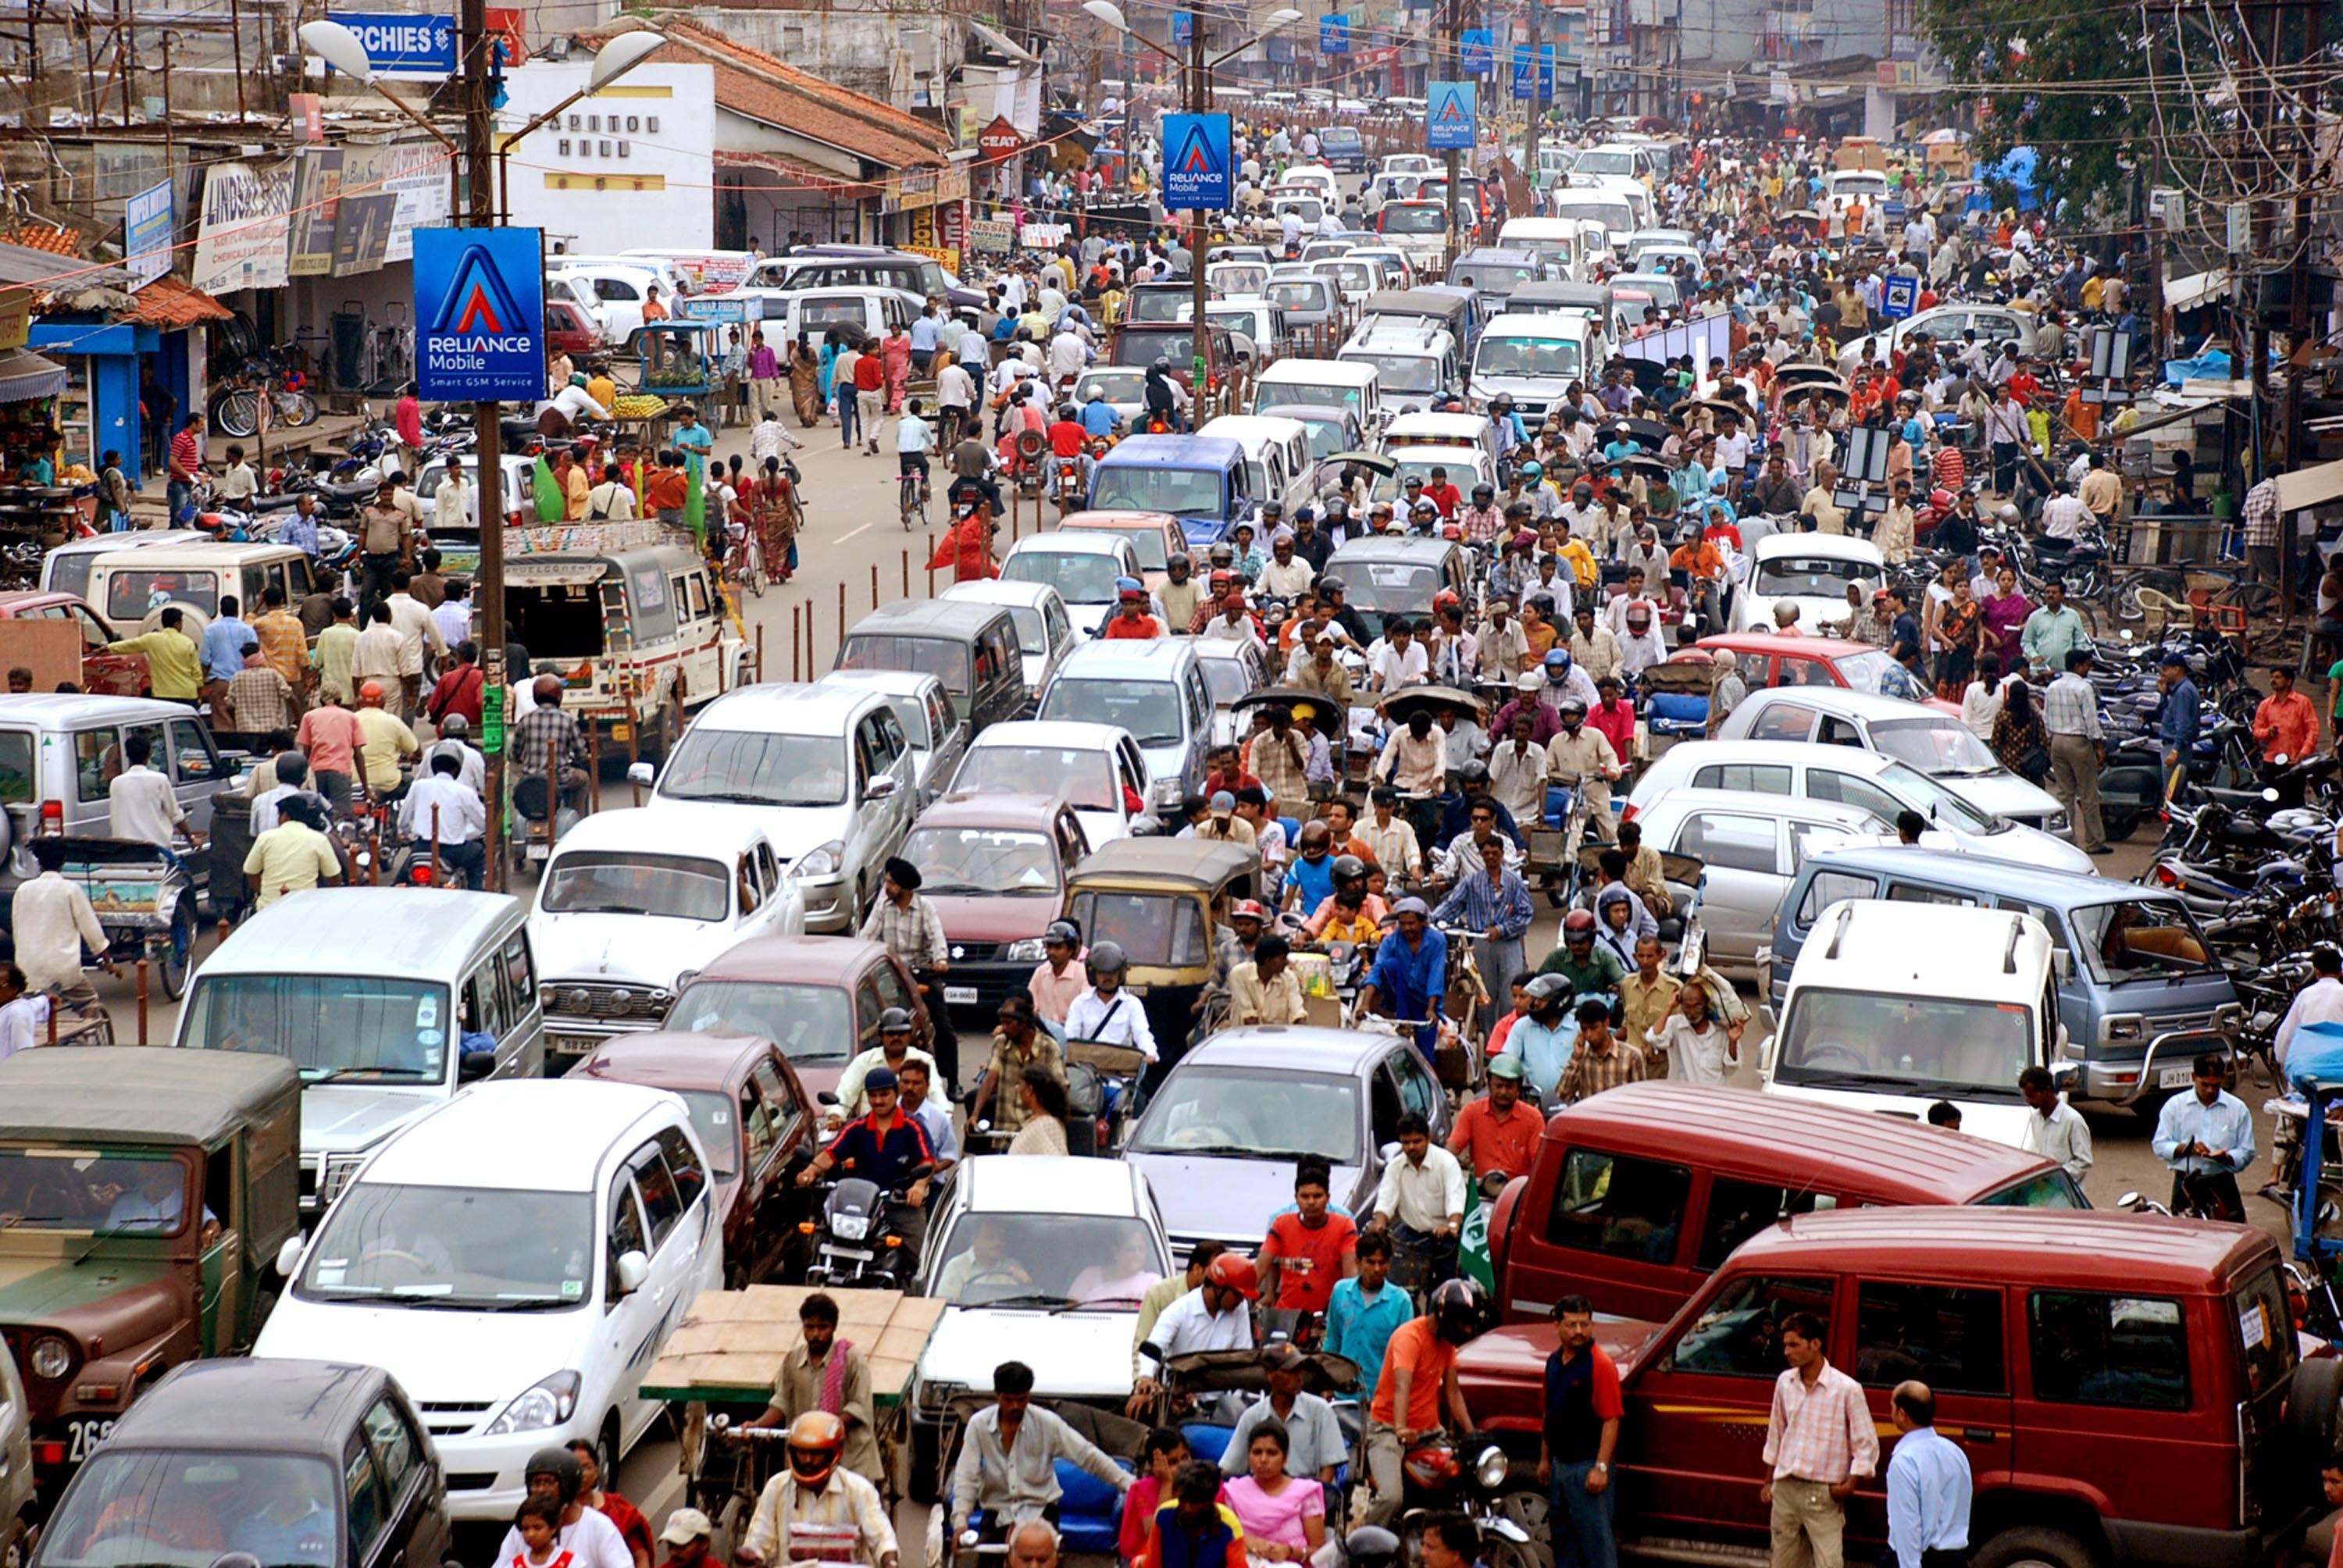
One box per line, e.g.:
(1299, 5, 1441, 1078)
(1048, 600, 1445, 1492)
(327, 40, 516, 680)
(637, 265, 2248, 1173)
(1162, 112, 1232, 212)
(325, 12, 457, 74)
(413, 226, 545, 401)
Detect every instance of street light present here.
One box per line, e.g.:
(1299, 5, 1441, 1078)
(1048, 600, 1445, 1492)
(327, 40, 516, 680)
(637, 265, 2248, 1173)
(298, 20, 460, 150)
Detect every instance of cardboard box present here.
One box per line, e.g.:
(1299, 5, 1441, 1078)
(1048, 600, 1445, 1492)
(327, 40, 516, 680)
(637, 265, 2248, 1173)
(1834, 137, 1888, 173)
(0, 618, 83, 693)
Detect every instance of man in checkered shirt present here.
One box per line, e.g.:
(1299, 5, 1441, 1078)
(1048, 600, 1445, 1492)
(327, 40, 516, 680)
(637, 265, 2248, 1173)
(2242, 474, 2283, 597)
(861, 856, 958, 1090)
(511, 672, 588, 815)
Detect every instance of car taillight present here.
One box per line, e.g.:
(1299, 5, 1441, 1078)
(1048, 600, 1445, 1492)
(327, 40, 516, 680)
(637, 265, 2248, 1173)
(1619, 802, 1639, 822)
(409, 864, 437, 886)
(41, 800, 62, 825)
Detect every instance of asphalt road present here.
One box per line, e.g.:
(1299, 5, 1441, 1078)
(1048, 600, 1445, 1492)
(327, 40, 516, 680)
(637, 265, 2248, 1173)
(86, 408, 2295, 1557)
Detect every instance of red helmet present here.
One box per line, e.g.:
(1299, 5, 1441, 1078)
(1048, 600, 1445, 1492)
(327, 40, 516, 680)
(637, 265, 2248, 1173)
(1206, 1252, 1261, 1301)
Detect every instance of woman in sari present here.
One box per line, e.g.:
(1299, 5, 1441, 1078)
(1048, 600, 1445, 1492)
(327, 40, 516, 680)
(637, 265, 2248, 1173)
(568, 1441, 651, 1568)
(788, 337, 824, 428)
(880, 322, 914, 414)
(747, 456, 797, 584)
(1981, 565, 2031, 674)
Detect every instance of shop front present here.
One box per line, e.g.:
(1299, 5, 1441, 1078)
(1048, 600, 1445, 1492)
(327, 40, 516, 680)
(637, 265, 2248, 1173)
(26, 319, 160, 487)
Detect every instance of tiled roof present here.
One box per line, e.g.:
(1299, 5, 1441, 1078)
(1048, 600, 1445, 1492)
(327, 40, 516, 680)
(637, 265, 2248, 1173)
(2, 225, 80, 257)
(579, 20, 950, 170)
(124, 276, 234, 328)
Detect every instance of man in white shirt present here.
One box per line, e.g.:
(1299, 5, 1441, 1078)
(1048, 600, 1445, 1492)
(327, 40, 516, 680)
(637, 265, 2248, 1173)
(432, 581, 473, 651)
(11, 839, 110, 1007)
(108, 732, 198, 850)
(433, 455, 474, 526)
(1129, 1256, 1260, 1405)
(1367, 618, 1431, 691)
(398, 752, 488, 890)
(1063, 944, 1158, 1060)
(383, 572, 449, 716)
(1047, 323, 1088, 384)
(2017, 1066, 2093, 1185)
(0, 963, 51, 1061)
(1371, 1114, 1465, 1241)
(935, 358, 979, 445)
(2276, 946, 2343, 1072)
(2040, 482, 2091, 543)
(540, 381, 612, 429)
(422, 714, 488, 797)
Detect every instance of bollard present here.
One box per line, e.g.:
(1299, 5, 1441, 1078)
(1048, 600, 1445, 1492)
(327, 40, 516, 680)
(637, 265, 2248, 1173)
(927, 533, 937, 594)
(791, 605, 803, 681)
(902, 548, 911, 599)
(804, 609, 815, 682)
(136, 957, 148, 1046)
(756, 622, 767, 685)
(589, 725, 603, 814)
(47, 994, 56, 1046)
(872, 561, 880, 610)
(836, 583, 846, 656)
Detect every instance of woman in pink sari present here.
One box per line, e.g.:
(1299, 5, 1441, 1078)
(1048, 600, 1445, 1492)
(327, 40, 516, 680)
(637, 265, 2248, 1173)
(880, 323, 914, 413)
(1981, 564, 2031, 674)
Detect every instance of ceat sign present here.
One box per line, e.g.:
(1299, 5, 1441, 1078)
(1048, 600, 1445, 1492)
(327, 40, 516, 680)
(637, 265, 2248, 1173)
(979, 117, 1022, 159)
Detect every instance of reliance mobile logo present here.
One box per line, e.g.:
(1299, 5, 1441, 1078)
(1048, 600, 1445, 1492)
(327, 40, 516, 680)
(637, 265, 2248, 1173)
(428, 243, 534, 350)
(1431, 89, 1471, 129)
(1172, 121, 1223, 180)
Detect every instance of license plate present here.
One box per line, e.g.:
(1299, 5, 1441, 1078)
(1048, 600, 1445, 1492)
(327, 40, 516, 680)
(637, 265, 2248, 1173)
(2158, 1064, 2195, 1089)
(550, 1035, 601, 1056)
(67, 1419, 116, 1463)
(612, 724, 632, 741)
(943, 986, 979, 1005)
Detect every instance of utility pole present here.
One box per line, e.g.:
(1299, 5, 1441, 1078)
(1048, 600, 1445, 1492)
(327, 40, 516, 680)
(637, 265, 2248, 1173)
(1189, 14, 1211, 412)
(1440, 0, 1460, 270)
(460, 0, 512, 890)
(1521, 2, 1540, 211)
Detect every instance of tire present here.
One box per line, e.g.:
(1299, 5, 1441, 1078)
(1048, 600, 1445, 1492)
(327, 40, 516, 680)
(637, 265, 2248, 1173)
(159, 904, 193, 1000)
(280, 391, 321, 428)
(596, 1413, 623, 1489)
(643, 690, 685, 764)
(212, 389, 260, 440)
(2288, 1354, 2343, 1468)
(1969, 1526, 2099, 1568)
(1482, 1527, 1550, 1568)
(2102, 806, 2142, 843)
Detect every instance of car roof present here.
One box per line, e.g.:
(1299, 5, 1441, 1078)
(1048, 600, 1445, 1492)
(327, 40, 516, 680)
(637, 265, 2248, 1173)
(1007, 533, 1130, 559)
(1735, 1206, 2269, 1289)
(364, 1080, 677, 1190)
(970, 718, 1131, 753)
(1799, 845, 2164, 908)
(1696, 632, 1877, 658)
(1261, 403, 1354, 426)
(0, 590, 81, 614)
(697, 935, 890, 985)
(0, 1046, 297, 1146)
(1062, 510, 1181, 531)
(1197, 415, 1309, 446)
(1733, 685, 1949, 723)
(847, 598, 1016, 636)
(819, 667, 947, 700)
(1181, 1024, 1395, 1073)
(1632, 787, 1879, 830)
(1793, 898, 2052, 981)
(547, 804, 764, 859)
(958, 1153, 1150, 1216)
(915, 791, 1068, 831)
(1328, 536, 1459, 564)
(942, 579, 1066, 612)
(0, 693, 215, 727)
(693, 682, 879, 734)
(1752, 533, 1881, 563)
(118, 1360, 394, 1452)
(575, 1030, 776, 1094)
(1055, 638, 1198, 675)
(1543, 1082, 2060, 1199)
(1071, 836, 1256, 888)
(1657, 738, 1903, 777)
(199, 888, 522, 977)
(1103, 434, 1245, 466)
(1259, 358, 1375, 383)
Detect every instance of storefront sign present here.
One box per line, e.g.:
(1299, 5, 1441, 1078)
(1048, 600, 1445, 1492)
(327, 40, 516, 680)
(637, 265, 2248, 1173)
(1320, 14, 1349, 53)
(124, 179, 174, 292)
(1460, 28, 1492, 73)
(287, 148, 344, 278)
(898, 165, 939, 211)
(977, 117, 1022, 160)
(902, 243, 962, 273)
(380, 140, 451, 265)
(1161, 112, 1232, 211)
(191, 159, 293, 294)
(970, 218, 1015, 255)
(1019, 223, 1068, 249)
(287, 91, 326, 143)
(1426, 81, 1475, 150)
(332, 144, 395, 275)
(326, 11, 456, 76)
(484, 7, 527, 65)
(0, 287, 31, 353)
(413, 226, 544, 401)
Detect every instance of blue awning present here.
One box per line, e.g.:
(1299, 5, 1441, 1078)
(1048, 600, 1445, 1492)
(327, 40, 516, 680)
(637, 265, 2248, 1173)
(0, 348, 67, 404)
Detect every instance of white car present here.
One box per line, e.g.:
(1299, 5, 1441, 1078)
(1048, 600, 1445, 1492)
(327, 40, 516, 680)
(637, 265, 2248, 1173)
(530, 808, 804, 1065)
(947, 719, 1153, 846)
(1730, 534, 1885, 636)
(1627, 739, 2092, 874)
(1000, 533, 1151, 638)
(1714, 686, 2069, 834)
(1195, 637, 1270, 747)
(817, 667, 973, 806)
(940, 579, 1082, 701)
(256, 1080, 723, 1520)
(637, 683, 918, 932)
(905, 1156, 1173, 1494)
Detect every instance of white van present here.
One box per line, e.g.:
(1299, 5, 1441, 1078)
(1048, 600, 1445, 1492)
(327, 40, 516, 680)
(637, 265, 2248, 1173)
(1198, 414, 1316, 519)
(1338, 317, 1459, 409)
(618, 247, 758, 293)
(1471, 312, 1599, 420)
(1763, 900, 2071, 1149)
(551, 262, 670, 351)
(1544, 191, 1638, 255)
(1254, 357, 1383, 426)
(256, 1079, 722, 1520)
(1494, 218, 1582, 282)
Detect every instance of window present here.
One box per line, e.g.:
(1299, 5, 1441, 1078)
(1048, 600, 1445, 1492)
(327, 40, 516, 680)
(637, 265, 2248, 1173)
(1545, 1147, 1692, 1263)
(1855, 1280, 2006, 1392)
(1668, 1274, 1835, 1377)
(686, 572, 711, 621)
(362, 1398, 420, 1491)
(465, 964, 508, 1042)
(855, 975, 888, 1049)
(2233, 1266, 2297, 1400)
(344, 1429, 389, 1562)
(1689, 763, 1792, 796)
(1807, 770, 1904, 824)
(871, 960, 916, 1021)
(1817, 718, 1863, 747)
(1369, 1064, 1403, 1147)
(631, 1142, 684, 1246)
(502, 933, 537, 1021)
(1977, 1170, 2087, 1209)
(2027, 1291, 2189, 1410)
(1787, 824, 1854, 870)
(169, 718, 220, 783)
(1696, 1178, 1833, 1270)
(1796, 871, 1880, 927)
(1389, 1049, 1438, 1120)
(74, 726, 116, 804)
(1885, 882, 1977, 907)
(1677, 813, 1776, 875)
(656, 1124, 708, 1213)
(0, 729, 32, 804)
(743, 1081, 779, 1169)
(607, 1181, 647, 1295)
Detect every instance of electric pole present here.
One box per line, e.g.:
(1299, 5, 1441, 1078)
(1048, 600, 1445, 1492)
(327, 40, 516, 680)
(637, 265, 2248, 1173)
(1521, 2, 1541, 211)
(461, 0, 512, 890)
(1190, 14, 1211, 411)
(1441, 0, 1460, 270)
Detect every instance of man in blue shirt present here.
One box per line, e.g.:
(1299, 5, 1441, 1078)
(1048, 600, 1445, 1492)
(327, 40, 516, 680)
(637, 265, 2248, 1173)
(909, 305, 942, 372)
(1361, 897, 1447, 1059)
(797, 1067, 936, 1203)
(673, 406, 715, 476)
(1884, 1381, 1970, 1568)
(1500, 974, 1577, 1100)
(201, 594, 251, 687)
(2156, 650, 2200, 797)
(2150, 1050, 2256, 1221)
(1321, 1229, 1413, 1407)
(1079, 386, 1121, 439)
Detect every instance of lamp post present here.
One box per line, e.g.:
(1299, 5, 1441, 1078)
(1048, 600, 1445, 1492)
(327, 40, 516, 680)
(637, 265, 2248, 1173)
(1084, 0, 1299, 416)
(298, 16, 661, 890)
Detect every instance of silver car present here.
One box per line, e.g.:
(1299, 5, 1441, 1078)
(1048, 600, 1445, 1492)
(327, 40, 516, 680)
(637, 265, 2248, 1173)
(815, 668, 970, 809)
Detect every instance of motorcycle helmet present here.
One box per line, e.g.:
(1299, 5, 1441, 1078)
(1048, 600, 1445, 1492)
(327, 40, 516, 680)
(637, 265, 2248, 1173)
(1544, 647, 1573, 676)
(878, 1007, 915, 1035)
(1153, 356, 1173, 373)
(1088, 940, 1130, 979)
(1168, 551, 1193, 576)
(786, 1411, 847, 1488)
(1458, 759, 1492, 787)
(1992, 501, 2022, 527)
(1524, 971, 1571, 1005)
(1428, 1276, 1486, 1343)
(1343, 1527, 1401, 1568)
(1519, 461, 1542, 480)
(1043, 920, 1082, 949)
(1561, 908, 1598, 939)
(524, 1446, 584, 1506)
(1471, 483, 1496, 503)
(1059, 404, 1079, 422)
(1330, 854, 1367, 886)
(1206, 1251, 1262, 1301)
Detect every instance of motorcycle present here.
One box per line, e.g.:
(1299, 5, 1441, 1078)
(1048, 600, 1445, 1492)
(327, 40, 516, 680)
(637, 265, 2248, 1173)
(802, 1174, 926, 1288)
(1391, 1431, 1541, 1568)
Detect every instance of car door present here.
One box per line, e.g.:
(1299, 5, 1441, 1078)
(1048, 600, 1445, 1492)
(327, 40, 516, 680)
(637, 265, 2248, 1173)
(1742, 701, 1817, 743)
(67, 604, 144, 696)
(1666, 809, 1784, 967)
(495, 927, 546, 1074)
(1842, 1274, 2015, 1547)
(360, 1390, 446, 1568)
(600, 1167, 658, 1440)
(344, 1423, 395, 1568)
(1805, 767, 1910, 829)
(679, 568, 721, 704)
(166, 715, 228, 831)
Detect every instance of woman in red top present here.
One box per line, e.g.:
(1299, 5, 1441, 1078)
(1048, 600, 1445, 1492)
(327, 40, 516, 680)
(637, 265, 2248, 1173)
(568, 1440, 652, 1568)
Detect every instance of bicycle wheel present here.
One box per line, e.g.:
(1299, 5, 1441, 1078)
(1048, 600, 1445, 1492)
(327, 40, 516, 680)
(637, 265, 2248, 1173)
(212, 389, 260, 440)
(277, 390, 321, 428)
(900, 479, 918, 531)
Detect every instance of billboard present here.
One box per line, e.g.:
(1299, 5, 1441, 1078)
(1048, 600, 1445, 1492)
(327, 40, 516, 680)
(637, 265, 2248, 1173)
(1426, 81, 1475, 151)
(413, 226, 545, 402)
(1161, 112, 1232, 211)
(124, 179, 173, 291)
(324, 11, 456, 75)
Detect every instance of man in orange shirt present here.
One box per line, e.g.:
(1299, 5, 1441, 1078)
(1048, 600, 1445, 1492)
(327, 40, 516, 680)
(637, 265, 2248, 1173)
(1102, 583, 1162, 640)
(2253, 667, 2320, 771)
(1446, 1057, 1543, 1181)
(1362, 1279, 1481, 1526)
(1260, 1156, 1359, 1314)
(647, 448, 690, 528)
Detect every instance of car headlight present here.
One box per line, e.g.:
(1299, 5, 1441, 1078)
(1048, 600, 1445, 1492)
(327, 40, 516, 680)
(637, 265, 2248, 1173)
(1475, 1444, 1509, 1489)
(1151, 779, 1182, 807)
(28, 1335, 73, 1381)
(797, 841, 844, 878)
(2045, 812, 2070, 833)
(2106, 1015, 2145, 1042)
(1006, 938, 1047, 963)
(483, 1370, 582, 1436)
(831, 1213, 871, 1242)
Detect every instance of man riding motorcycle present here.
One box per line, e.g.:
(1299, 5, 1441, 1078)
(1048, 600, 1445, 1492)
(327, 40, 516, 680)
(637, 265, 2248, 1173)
(737, 1412, 899, 1568)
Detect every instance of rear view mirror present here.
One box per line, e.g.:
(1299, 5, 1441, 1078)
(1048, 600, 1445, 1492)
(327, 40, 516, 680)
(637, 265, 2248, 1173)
(458, 1048, 497, 1082)
(613, 1249, 651, 1295)
(627, 761, 655, 787)
(276, 1235, 305, 1278)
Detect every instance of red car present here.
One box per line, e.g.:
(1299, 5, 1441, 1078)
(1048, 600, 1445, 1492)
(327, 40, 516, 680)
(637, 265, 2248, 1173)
(0, 590, 148, 696)
(545, 300, 602, 356)
(1689, 631, 1960, 715)
(897, 791, 1090, 1029)
(666, 937, 934, 1109)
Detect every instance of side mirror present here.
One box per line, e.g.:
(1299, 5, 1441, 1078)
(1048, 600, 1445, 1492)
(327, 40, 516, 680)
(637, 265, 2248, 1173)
(276, 1235, 305, 1278)
(817, 1089, 839, 1106)
(627, 761, 655, 787)
(866, 775, 898, 800)
(458, 1049, 497, 1082)
(2116, 1190, 2145, 1212)
(1378, 1140, 1401, 1164)
(2050, 1060, 2081, 1089)
(2052, 950, 2073, 982)
(613, 1249, 651, 1295)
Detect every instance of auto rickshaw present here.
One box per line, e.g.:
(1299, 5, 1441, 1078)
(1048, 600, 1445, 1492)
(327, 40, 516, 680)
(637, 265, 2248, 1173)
(1229, 685, 1355, 800)
(1375, 683, 1488, 848)
(1061, 838, 1261, 1080)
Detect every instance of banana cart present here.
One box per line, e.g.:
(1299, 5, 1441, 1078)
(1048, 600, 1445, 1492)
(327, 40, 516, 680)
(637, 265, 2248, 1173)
(639, 1284, 945, 1527)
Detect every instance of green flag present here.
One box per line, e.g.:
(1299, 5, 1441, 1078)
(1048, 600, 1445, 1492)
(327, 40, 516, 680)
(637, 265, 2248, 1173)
(531, 455, 562, 524)
(683, 453, 705, 542)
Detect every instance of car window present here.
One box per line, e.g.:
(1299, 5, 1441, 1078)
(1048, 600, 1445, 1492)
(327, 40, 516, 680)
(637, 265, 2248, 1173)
(1667, 1274, 1835, 1377)
(607, 1180, 647, 1296)
(1676, 813, 1776, 875)
(362, 1397, 420, 1492)
(169, 717, 222, 784)
(1388, 1049, 1438, 1120)
(1369, 1063, 1403, 1148)
(1696, 1178, 1833, 1270)
(1817, 717, 1863, 747)
(2234, 1265, 2297, 1400)
(657, 1124, 708, 1214)
(0, 729, 31, 804)
(1545, 1146, 1691, 1262)
(1688, 763, 1792, 795)
(1746, 704, 1814, 743)
(631, 1141, 685, 1246)
(465, 964, 508, 1041)
(344, 1427, 389, 1562)
(1808, 770, 1904, 823)
(1885, 882, 1977, 907)
(742, 1082, 779, 1171)
(1796, 871, 1881, 927)
(872, 960, 916, 1020)
(502, 933, 538, 1021)
(855, 974, 887, 1050)
(1855, 1279, 2006, 1393)
(1786, 824, 1854, 869)
(2027, 1291, 2189, 1410)
(74, 727, 119, 804)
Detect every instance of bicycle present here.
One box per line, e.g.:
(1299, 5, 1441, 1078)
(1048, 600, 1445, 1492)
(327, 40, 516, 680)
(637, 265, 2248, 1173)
(899, 465, 931, 531)
(723, 525, 765, 599)
(209, 344, 320, 438)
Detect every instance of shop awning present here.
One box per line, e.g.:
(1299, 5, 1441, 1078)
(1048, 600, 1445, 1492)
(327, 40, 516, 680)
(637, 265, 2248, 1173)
(2277, 456, 2343, 512)
(0, 348, 67, 403)
(0, 241, 124, 290)
(2165, 269, 2230, 312)
(713, 149, 870, 194)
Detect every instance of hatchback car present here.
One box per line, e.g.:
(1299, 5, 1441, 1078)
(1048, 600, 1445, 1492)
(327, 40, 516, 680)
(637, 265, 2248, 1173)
(1717, 686, 2067, 833)
(1036, 640, 1214, 812)
(665, 936, 933, 1106)
(1727, 534, 1885, 635)
(1691, 632, 1926, 705)
(1194, 638, 1270, 746)
(900, 792, 1091, 1025)
(30, 1359, 448, 1568)
(1125, 1026, 1450, 1256)
(939, 579, 1080, 706)
(1068, 365, 1150, 432)
(1000, 533, 1150, 639)
(816, 667, 972, 807)
(947, 719, 1154, 847)
(1057, 510, 1190, 596)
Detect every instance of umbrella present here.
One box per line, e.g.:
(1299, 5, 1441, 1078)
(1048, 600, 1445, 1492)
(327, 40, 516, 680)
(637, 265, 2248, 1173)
(1774, 363, 1849, 390)
(1617, 416, 1671, 447)
(1379, 683, 1485, 724)
(1325, 450, 1398, 476)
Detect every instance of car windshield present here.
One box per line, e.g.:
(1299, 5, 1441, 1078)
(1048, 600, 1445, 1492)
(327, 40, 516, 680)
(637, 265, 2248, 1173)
(1086, 467, 1225, 520)
(0, 1148, 193, 1236)
(1454, 264, 1533, 294)
(671, 978, 855, 1064)
(1199, 654, 1255, 704)
(676, 1090, 741, 1178)
(1075, 370, 1145, 406)
(1382, 205, 1446, 234)
(1293, 418, 1351, 459)
(660, 728, 847, 807)
(1257, 380, 1361, 412)
(1345, 352, 1440, 394)
(1340, 557, 1442, 611)
(1039, 679, 1185, 747)
(2070, 899, 2213, 982)
(955, 745, 1118, 810)
(929, 1212, 1167, 1307)
(1125, 291, 1189, 323)
(902, 826, 1061, 896)
(1576, 150, 1637, 175)
(1214, 265, 1269, 294)
(1320, 262, 1373, 292)
(1777, 988, 2032, 1098)
(1756, 555, 1874, 599)
(41, 1450, 338, 1568)
(1115, 328, 1194, 364)
(182, 975, 453, 1083)
(542, 851, 730, 921)
(105, 568, 219, 621)
(1475, 335, 1581, 378)
(1082, 526, 1168, 571)
(1375, 458, 1474, 498)
(1827, 647, 1897, 697)
(1004, 550, 1128, 604)
(1265, 282, 1328, 312)
(837, 634, 973, 695)
(294, 1183, 594, 1309)
(1622, 276, 1681, 308)
(1875, 757, 1999, 832)
(1870, 717, 2001, 778)
(1130, 1067, 1361, 1163)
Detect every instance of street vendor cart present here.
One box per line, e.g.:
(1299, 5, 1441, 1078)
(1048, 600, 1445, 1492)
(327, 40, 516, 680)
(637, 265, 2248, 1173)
(45, 834, 198, 1000)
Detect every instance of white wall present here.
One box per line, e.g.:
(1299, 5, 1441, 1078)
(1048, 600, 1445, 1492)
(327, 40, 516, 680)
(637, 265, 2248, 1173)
(494, 62, 717, 253)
